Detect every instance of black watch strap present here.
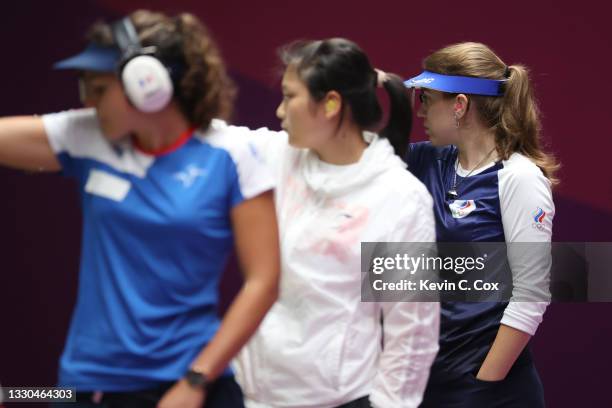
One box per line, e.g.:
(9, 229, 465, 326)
(184, 368, 211, 390)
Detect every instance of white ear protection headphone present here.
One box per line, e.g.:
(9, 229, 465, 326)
(112, 17, 174, 113)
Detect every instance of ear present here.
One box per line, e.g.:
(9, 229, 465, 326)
(453, 94, 469, 119)
(323, 91, 342, 119)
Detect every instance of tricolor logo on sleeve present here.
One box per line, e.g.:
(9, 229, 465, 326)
(532, 207, 547, 230)
(449, 200, 476, 219)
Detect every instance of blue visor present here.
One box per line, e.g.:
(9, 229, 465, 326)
(404, 71, 506, 96)
(53, 43, 121, 72)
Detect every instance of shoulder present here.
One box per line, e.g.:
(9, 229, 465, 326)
(499, 153, 551, 189)
(194, 119, 248, 147)
(408, 141, 455, 159)
(41, 108, 112, 160)
(377, 165, 434, 212)
(498, 153, 555, 240)
(42, 107, 99, 127)
(194, 119, 258, 162)
(194, 119, 287, 164)
(407, 141, 455, 173)
(371, 166, 436, 242)
(42, 108, 103, 142)
(498, 154, 554, 217)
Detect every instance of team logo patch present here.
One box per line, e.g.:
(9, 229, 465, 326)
(532, 207, 547, 231)
(449, 200, 476, 219)
(138, 74, 155, 88)
(174, 164, 207, 188)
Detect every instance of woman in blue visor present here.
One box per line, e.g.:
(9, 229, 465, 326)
(0, 10, 280, 408)
(403, 42, 558, 407)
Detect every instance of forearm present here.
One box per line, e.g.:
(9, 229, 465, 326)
(189, 273, 278, 380)
(0, 116, 60, 171)
(191, 190, 280, 379)
(490, 164, 552, 381)
(480, 245, 550, 380)
(476, 324, 531, 380)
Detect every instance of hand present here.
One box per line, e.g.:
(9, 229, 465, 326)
(475, 365, 507, 382)
(157, 379, 206, 408)
(474, 324, 530, 382)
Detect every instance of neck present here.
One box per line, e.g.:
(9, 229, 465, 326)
(455, 125, 497, 170)
(132, 104, 192, 152)
(313, 123, 367, 165)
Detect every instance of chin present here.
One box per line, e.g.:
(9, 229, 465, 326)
(101, 127, 127, 143)
(287, 134, 304, 149)
(427, 134, 441, 146)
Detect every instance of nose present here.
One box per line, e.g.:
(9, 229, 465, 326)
(276, 101, 285, 121)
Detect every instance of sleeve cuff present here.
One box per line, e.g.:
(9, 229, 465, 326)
(370, 390, 421, 408)
(501, 302, 548, 336)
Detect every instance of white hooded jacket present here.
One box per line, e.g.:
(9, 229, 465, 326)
(233, 129, 440, 408)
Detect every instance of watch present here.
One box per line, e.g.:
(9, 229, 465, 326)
(184, 367, 211, 390)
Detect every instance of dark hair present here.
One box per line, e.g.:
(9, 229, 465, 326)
(87, 9, 236, 130)
(279, 38, 412, 159)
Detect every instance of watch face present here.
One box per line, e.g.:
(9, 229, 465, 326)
(186, 369, 208, 388)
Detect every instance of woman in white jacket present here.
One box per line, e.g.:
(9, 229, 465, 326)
(234, 38, 440, 408)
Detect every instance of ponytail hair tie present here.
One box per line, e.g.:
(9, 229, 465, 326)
(374, 68, 388, 88)
(504, 65, 511, 78)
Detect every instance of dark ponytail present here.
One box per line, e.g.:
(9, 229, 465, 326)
(380, 73, 412, 160)
(279, 38, 411, 160)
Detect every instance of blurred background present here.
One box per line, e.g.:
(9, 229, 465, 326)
(1, 0, 610, 406)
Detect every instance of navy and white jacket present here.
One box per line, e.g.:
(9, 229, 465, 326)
(407, 141, 554, 380)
